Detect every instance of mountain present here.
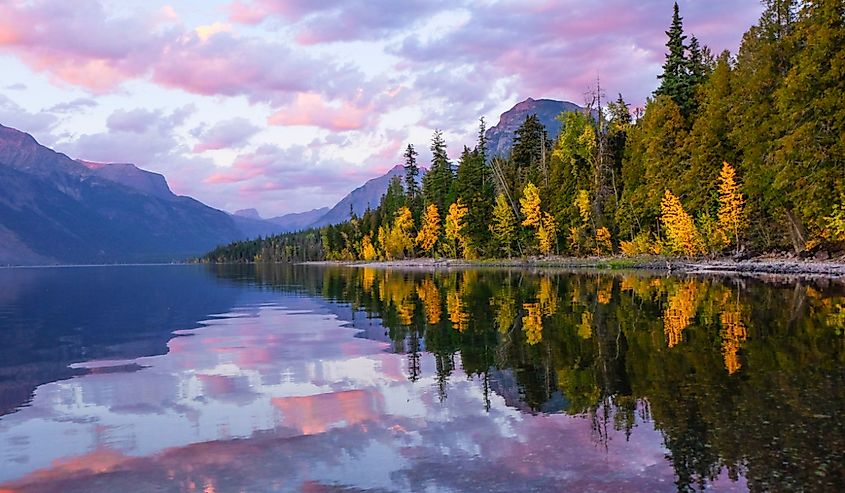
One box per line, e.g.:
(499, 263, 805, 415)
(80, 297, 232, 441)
(485, 97, 586, 157)
(0, 124, 247, 265)
(268, 207, 329, 232)
(310, 165, 409, 228)
(78, 160, 174, 200)
(233, 208, 262, 220)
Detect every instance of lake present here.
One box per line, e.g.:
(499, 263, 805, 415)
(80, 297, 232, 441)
(0, 264, 842, 492)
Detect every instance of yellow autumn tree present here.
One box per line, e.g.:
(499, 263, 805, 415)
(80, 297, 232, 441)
(594, 227, 612, 255)
(660, 190, 703, 256)
(415, 203, 441, 255)
(445, 199, 473, 259)
(574, 189, 591, 225)
(538, 212, 557, 255)
(360, 234, 378, 261)
(381, 206, 415, 259)
(520, 182, 542, 228)
(717, 161, 746, 251)
(521, 182, 555, 254)
(490, 193, 517, 257)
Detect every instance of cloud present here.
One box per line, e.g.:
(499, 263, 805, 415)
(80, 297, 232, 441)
(47, 98, 98, 114)
(0, 94, 58, 136)
(191, 118, 260, 153)
(0, 0, 169, 92)
(267, 93, 373, 132)
(0, 0, 368, 108)
(227, 0, 446, 44)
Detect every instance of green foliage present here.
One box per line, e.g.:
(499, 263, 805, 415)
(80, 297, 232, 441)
(423, 129, 454, 212)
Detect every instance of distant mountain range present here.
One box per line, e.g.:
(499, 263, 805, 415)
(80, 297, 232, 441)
(0, 124, 251, 264)
(0, 97, 581, 264)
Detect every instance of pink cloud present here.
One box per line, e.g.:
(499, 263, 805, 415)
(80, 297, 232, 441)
(267, 93, 372, 131)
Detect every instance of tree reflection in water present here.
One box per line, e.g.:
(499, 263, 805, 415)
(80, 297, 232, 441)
(221, 265, 845, 492)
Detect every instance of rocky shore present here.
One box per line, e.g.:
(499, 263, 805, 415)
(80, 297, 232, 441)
(305, 254, 845, 280)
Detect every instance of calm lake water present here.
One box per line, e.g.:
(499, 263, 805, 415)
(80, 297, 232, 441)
(0, 265, 842, 492)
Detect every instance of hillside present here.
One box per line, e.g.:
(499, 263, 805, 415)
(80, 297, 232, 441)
(0, 124, 246, 264)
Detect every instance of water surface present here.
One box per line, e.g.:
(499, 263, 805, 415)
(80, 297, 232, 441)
(0, 265, 842, 492)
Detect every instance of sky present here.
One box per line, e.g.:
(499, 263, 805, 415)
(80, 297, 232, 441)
(0, 0, 764, 217)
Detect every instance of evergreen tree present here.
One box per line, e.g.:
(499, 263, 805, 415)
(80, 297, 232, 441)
(403, 144, 421, 201)
(656, 2, 691, 114)
(772, 0, 845, 241)
(423, 130, 454, 212)
(381, 175, 407, 223)
(477, 117, 488, 164)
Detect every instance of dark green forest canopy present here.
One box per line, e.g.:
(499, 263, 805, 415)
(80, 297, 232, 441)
(204, 0, 844, 264)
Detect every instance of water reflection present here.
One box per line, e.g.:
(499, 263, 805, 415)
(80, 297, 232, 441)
(219, 265, 845, 492)
(0, 265, 842, 492)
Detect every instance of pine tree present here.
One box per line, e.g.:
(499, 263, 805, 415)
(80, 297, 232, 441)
(423, 130, 453, 211)
(403, 144, 421, 200)
(656, 2, 691, 114)
(416, 203, 441, 255)
(477, 117, 488, 164)
(772, 0, 845, 243)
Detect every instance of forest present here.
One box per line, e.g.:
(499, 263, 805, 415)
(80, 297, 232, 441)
(204, 1, 845, 264)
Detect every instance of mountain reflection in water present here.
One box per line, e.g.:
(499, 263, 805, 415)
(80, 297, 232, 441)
(0, 264, 842, 492)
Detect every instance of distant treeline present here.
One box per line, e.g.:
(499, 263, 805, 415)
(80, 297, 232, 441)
(204, 1, 844, 264)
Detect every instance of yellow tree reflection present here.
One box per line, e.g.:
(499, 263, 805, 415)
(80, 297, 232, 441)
(416, 278, 442, 325)
(522, 302, 543, 344)
(664, 281, 700, 348)
(720, 293, 748, 374)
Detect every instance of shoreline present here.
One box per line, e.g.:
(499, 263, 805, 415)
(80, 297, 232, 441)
(302, 255, 845, 280)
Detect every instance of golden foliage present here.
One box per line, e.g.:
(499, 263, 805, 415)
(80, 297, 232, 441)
(415, 203, 441, 254)
(538, 277, 559, 316)
(574, 189, 591, 225)
(447, 290, 470, 332)
(664, 281, 700, 348)
(360, 234, 378, 261)
(660, 190, 703, 256)
(594, 227, 612, 255)
(522, 302, 543, 344)
(538, 212, 557, 255)
(720, 304, 748, 374)
(378, 207, 415, 260)
(491, 193, 517, 256)
(717, 161, 746, 248)
(445, 199, 473, 258)
(397, 302, 415, 326)
(492, 289, 517, 333)
(361, 267, 376, 293)
(520, 182, 542, 228)
(578, 311, 593, 339)
(416, 278, 442, 325)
